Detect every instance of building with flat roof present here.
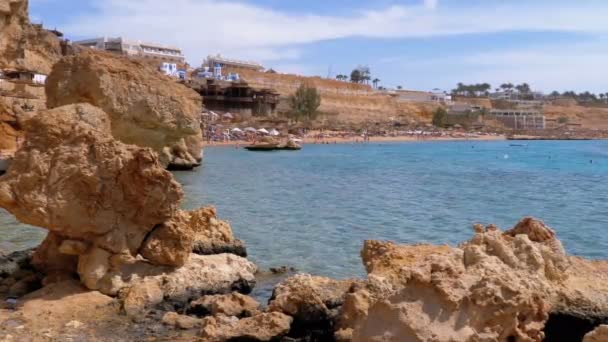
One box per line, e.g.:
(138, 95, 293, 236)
(490, 109, 546, 130)
(204, 54, 264, 72)
(395, 90, 452, 104)
(74, 37, 185, 63)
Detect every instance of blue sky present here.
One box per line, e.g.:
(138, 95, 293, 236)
(30, 0, 608, 93)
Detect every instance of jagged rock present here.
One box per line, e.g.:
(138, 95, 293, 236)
(0, 249, 34, 278)
(584, 325, 608, 342)
(45, 49, 203, 168)
(158, 254, 257, 304)
(122, 279, 163, 318)
(139, 211, 194, 267)
(350, 219, 573, 342)
(190, 207, 247, 257)
(31, 232, 78, 275)
(0, 103, 195, 292)
(269, 274, 357, 340)
(187, 292, 260, 318)
(0, 0, 63, 74)
(99, 253, 256, 311)
(162, 312, 201, 330)
(200, 312, 292, 342)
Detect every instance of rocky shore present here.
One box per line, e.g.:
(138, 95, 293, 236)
(1, 1, 608, 341)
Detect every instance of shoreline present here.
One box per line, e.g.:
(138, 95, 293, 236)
(202, 134, 507, 147)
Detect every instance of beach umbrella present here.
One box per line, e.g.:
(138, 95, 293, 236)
(257, 128, 269, 134)
(269, 129, 280, 136)
(244, 127, 257, 133)
(223, 112, 234, 119)
(231, 128, 243, 133)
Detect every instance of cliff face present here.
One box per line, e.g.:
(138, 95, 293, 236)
(0, 0, 62, 74)
(46, 50, 204, 168)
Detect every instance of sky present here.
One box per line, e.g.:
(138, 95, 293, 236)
(30, 0, 608, 93)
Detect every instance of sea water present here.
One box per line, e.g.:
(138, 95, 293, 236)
(1, 141, 607, 279)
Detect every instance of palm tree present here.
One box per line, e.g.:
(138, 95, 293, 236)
(372, 78, 380, 89)
(350, 69, 362, 83)
(397, 85, 403, 90)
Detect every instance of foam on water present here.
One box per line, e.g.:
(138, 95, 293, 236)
(1, 140, 607, 279)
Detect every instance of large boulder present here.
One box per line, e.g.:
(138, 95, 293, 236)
(349, 218, 572, 342)
(189, 207, 247, 257)
(117, 254, 257, 315)
(0, 0, 63, 74)
(269, 274, 358, 340)
(0, 103, 197, 293)
(45, 49, 203, 168)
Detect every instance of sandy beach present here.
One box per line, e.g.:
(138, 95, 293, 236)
(202, 134, 506, 147)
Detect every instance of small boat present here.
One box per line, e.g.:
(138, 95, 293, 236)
(245, 144, 280, 152)
(245, 139, 303, 152)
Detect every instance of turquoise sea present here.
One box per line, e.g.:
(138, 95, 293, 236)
(2, 141, 608, 279)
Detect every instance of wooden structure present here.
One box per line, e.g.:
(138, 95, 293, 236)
(194, 79, 279, 117)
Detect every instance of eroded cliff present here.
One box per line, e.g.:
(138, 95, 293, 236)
(46, 50, 204, 168)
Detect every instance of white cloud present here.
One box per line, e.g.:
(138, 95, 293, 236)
(424, 0, 438, 10)
(62, 0, 608, 67)
(383, 39, 608, 93)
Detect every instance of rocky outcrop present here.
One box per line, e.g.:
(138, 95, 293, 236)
(190, 207, 247, 257)
(0, 104, 255, 301)
(0, 0, 63, 74)
(200, 312, 292, 342)
(348, 218, 575, 342)
(162, 312, 202, 330)
(269, 274, 358, 340)
(188, 292, 260, 318)
(584, 325, 608, 342)
(45, 50, 203, 168)
(0, 103, 187, 290)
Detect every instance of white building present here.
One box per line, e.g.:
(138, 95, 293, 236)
(204, 54, 264, 72)
(490, 109, 546, 130)
(395, 90, 452, 104)
(74, 37, 185, 63)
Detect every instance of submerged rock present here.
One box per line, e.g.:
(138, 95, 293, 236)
(45, 49, 203, 168)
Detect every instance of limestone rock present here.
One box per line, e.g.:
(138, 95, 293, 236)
(0, 280, 117, 340)
(188, 292, 260, 318)
(31, 232, 78, 275)
(0, 103, 187, 292)
(200, 312, 292, 342)
(162, 312, 201, 330)
(122, 279, 163, 318)
(99, 253, 256, 305)
(0, 0, 63, 74)
(584, 325, 608, 342)
(0, 248, 34, 278)
(350, 221, 573, 342)
(46, 49, 203, 168)
(189, 207, 247, 257)
(269, 274, 357, 340)
(139, 211, 194, 267)
(158, 254, 257, 304)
